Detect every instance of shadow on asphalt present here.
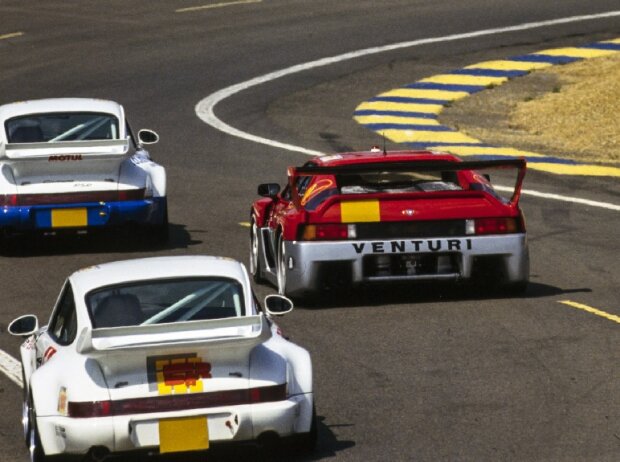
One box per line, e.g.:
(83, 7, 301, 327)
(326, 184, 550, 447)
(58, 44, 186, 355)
(0, 222, 201, 257)
(292, 281, 592, 309)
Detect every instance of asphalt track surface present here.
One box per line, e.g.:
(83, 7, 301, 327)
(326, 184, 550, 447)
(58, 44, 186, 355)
(1, 1, 619, 461)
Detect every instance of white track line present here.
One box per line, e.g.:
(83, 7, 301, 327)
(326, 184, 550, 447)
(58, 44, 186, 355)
(195, 10, 620, 156)
(0, 349, 22, 387)
(195, 10, 620, 212)
(495, 186, 620, 211)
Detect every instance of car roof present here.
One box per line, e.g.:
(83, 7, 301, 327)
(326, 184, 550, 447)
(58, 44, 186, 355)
(0, 98, 124, 122)
(308, 150, 461, 167)
(69, 256, 248, 294)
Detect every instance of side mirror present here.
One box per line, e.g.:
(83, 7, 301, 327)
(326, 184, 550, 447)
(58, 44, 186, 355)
(8, 314, 39, 337)
(264, 294, 293, 316)
(257, 183, 280, 199)
(138, 129, 159, 145)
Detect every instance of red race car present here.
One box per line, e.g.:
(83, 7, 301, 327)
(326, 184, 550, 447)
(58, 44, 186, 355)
(250, 149, 529, 299)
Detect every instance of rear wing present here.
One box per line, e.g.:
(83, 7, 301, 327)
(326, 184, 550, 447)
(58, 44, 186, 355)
(0, 138, 130, 160)
(288, 158, 526, 206)
(75, 314, 270, 355)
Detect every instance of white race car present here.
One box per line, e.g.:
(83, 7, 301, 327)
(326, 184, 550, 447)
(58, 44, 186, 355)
(9, 256, 315, 461)
(0, 98, 168, 241)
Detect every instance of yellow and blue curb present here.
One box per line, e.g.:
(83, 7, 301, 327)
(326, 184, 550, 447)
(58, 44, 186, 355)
(354, 38, 620, 177)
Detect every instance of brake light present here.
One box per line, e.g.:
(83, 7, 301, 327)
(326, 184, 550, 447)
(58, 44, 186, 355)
(7, 189, 147, 206)
(68, 400, 112, 418)
(67, 384, 287, 418)
(0, 194, 18, 206)
(466, 217, 519, 235)
(117, 188, 146, 201)
(301, 224, 357, 240)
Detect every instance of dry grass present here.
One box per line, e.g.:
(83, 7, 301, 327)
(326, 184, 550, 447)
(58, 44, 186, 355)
(442, 53, 620, 163)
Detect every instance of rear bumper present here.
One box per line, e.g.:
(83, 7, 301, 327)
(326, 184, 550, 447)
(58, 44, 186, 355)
(0, 197, 166, 234)
(281, 234, 529, 296)
(37, 393, 313, 456)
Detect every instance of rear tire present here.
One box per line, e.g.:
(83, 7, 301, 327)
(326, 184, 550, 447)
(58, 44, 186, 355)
(299, 405, 318, 453)
(249, 216, 264, 283)
(276, 236, 288, 296)
(27, 393, 47, 462)
(153, 208, 169, 244)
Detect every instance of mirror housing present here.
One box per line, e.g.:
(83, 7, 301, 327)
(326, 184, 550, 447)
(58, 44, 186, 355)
(8, 314, 39, 337)
(257, 183, 280, 199)
(264, 294, 293, 316)
(138, 129, 159, 145)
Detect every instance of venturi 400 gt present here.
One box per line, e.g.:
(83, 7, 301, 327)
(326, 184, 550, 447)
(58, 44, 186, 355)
(250, 149, 529, 298)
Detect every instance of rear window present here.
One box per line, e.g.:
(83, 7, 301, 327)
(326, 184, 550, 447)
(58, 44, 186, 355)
(86, 277, 245, 329)
(6, 112, 119, 143)
(337, 170, 463, 194)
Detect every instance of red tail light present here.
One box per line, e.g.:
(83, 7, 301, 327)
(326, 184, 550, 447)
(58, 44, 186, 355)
(3, 189, 146, 206)
(67, 384, 287, 418)
(0, 194, 18, 206)
(300, 224, 357, 240)
(468, 217, 520, 235)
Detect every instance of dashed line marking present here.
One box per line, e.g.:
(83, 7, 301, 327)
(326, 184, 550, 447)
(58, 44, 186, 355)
(559, 300, 620, 324)
(354, 37, 620, 177)
(239, 221, 250, 227)
(0, 349, 22, 388)
(176, 0, 261, 13)
(0, 32, 24, 41)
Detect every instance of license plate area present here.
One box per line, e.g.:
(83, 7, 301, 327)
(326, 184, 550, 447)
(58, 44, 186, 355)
(51, 208, 87, 228)
(158, 416, 209, 454)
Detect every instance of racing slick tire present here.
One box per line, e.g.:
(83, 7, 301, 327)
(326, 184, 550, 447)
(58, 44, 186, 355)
(26, 393, 47, 462)
(152, 208, 169, 244)
(296, 405, 318, 454)
(249, 216, 265, 283)
(276, 236, 289, 297)
(22, 369, 30, 445)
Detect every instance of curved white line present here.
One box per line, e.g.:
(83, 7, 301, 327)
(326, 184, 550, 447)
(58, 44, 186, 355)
(0, 349, 22, 387)
(195, 10, 620, 155)
(495, 186, 620, 211)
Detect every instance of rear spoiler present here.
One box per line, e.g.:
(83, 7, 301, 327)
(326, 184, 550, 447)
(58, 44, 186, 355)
(0, 138, 130, 160)
(289, 158, 526, 206)
(75, 314, 270, 354)
(290, 158, 525, 175)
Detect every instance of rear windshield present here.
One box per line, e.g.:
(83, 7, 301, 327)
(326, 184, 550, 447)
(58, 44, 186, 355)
(337, 170, 463, 194)
(86, 277, 245, 329)
(6, 112, 119, 143)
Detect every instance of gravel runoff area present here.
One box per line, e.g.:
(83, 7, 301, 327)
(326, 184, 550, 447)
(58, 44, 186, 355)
(441, 53, 620, 163)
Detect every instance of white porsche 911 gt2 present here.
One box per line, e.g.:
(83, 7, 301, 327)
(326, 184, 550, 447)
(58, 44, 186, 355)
(9, 255, 315, 460)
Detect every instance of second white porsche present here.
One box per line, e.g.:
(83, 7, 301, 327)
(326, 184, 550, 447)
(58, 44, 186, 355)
(0, 98, 168, 242)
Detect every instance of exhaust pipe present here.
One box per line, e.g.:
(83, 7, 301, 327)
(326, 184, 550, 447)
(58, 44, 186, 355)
(88, 446, 110, 462)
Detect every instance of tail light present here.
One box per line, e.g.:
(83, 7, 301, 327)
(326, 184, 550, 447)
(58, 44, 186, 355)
(466, 217, 522, 235)
(4, 189, 146, 206)
(300, 224, 357, 240)
(67, 384, 287, 418)
(0, 194, 18, 206)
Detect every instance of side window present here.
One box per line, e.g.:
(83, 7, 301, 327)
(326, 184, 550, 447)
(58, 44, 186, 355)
(48, 283, 78, 346)
(281, 184, 291, 201)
